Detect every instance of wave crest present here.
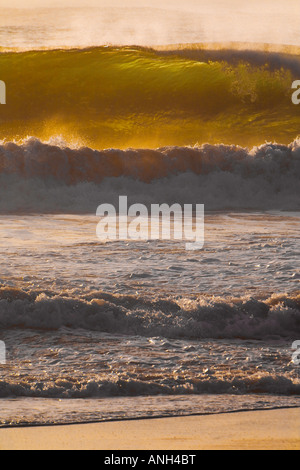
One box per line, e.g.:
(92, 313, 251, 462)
(0, 46, 299, 147)
(1, 287, 300, 340)
(0, 138, 299, 212)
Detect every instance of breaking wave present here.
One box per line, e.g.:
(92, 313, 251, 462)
(0, 375, 299, 399)
(1, 287, 300, 340)
(0, 45, 299, 148)
(0, 138, 299, 212)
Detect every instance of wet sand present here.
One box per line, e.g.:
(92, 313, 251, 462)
(0, 408, 299, 450)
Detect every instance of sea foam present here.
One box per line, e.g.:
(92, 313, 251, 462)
(0, 138, 299, 213)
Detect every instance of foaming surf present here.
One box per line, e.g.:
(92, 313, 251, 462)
(0, 287, 300, 340)
(0, 137, 299, 213)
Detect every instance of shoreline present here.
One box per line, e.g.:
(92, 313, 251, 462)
(0, 404, 299, 430)
(0, 408, 299, 450)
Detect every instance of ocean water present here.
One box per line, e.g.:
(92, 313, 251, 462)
(1, 46, 300, 148)
(0, 6, 300, 428)
(0, 209, 299, 426)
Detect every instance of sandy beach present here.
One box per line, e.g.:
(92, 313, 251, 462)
(0, 408, 299, 450)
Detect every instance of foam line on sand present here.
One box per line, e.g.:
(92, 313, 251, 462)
(0, 408, 299, 450)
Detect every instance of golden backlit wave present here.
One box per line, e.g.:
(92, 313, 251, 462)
(0, 44, 299, 149)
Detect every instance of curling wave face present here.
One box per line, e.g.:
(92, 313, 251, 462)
(0, 45, 299, 148)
